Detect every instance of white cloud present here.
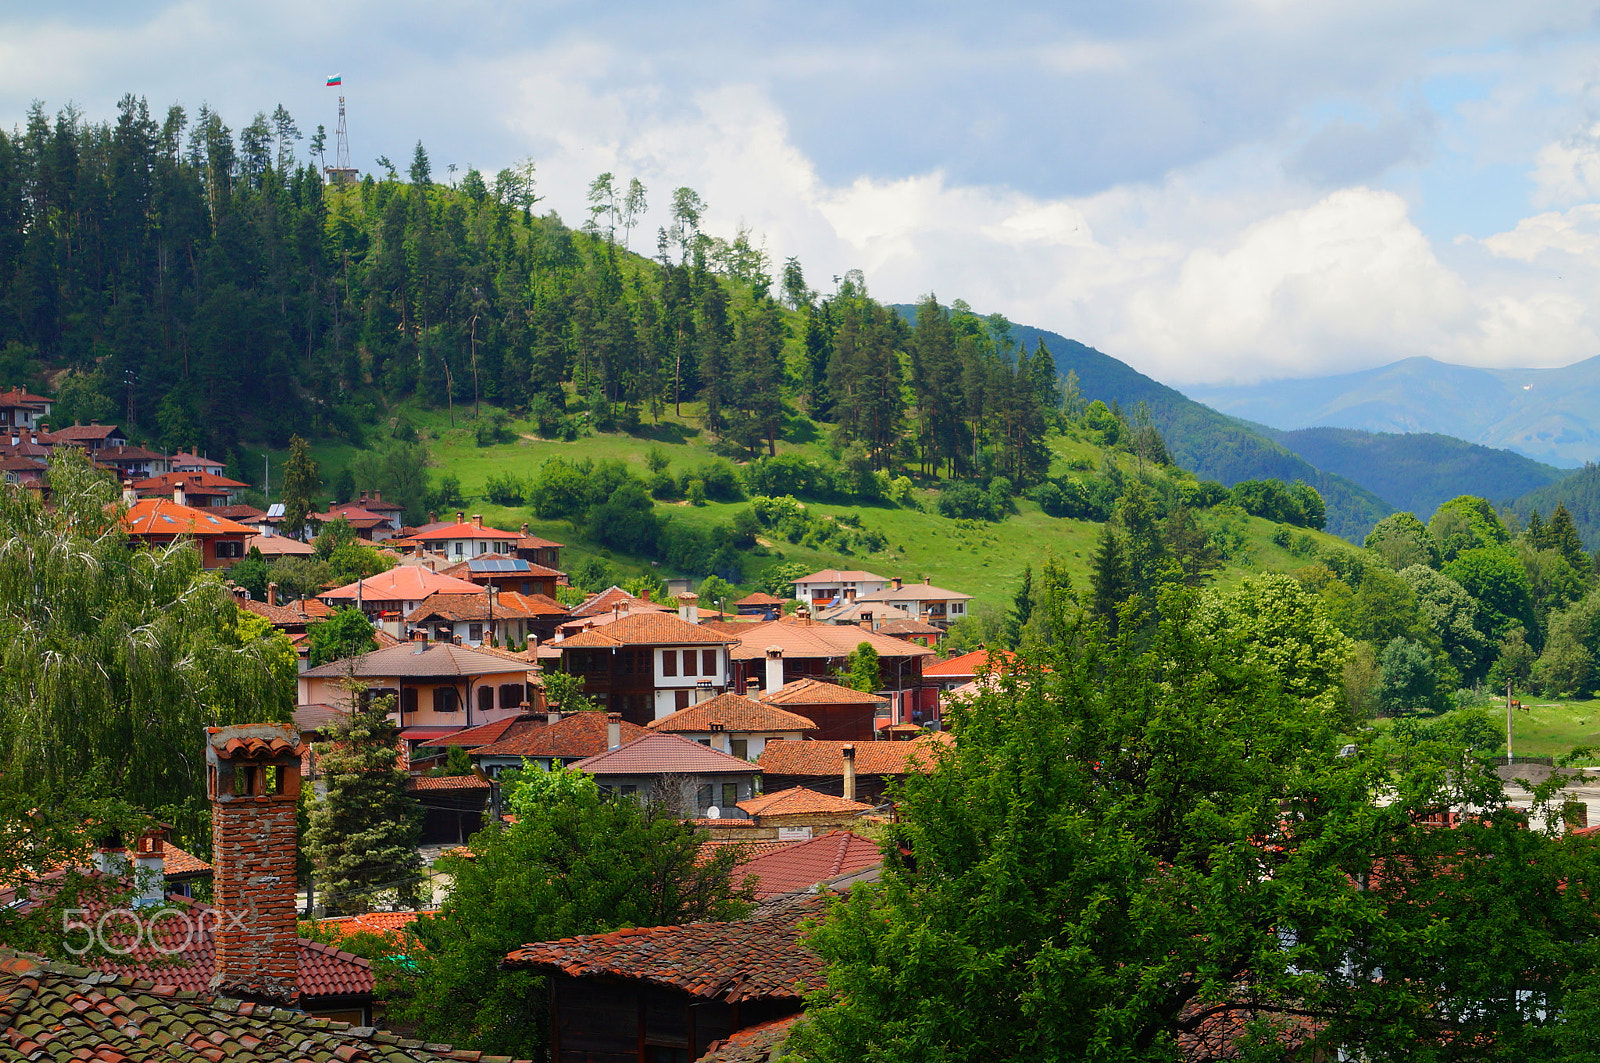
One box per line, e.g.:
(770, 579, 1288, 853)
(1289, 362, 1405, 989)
(1476, 205, 1600, 261)
(1530, 123, 1600, 207)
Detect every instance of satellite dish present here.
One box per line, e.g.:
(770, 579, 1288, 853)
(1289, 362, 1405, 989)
(707, 805, 721, 819)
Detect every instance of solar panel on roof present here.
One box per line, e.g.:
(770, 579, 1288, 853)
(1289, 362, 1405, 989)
(266, 503, 285, 518)
(469, 558, 530, 573)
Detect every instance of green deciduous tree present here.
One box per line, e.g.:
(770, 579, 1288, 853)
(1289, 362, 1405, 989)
(786, 590, 1600, 1063)
(842, 641, 881, 692)
(305, 698, 425, 915)
(381, 768, 754, 1056)
(307, 606, 378, 667)
(0, 450, 295, 839)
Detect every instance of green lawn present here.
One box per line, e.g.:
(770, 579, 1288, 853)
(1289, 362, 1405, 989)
(249, 401, 1360, 611)
(1499, 697, 1600, 764)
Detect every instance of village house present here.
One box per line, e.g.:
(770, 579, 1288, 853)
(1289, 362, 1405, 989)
(441, 554, 565, 598)
(734, 787, 877, 839)
(405, 588, 558, 648)
(133, 469, 248, 508)
(555, 600, 739, 725)
(646, 688, 817, 759)
(756, 733, 952, 803)
(923, 646, 1018, 691)
(308, 501, 397, 541)
(470, 711, 648, 776)
(408, 512, 522, 561)
(729, 830, 883, 900)
(319, 565, 483, 633)
(760, 675, 893, 741)
(0, 386, 51, 429)
(122, 494, 253, 569)
(45, 420, 127, 453)
(569, 732, 762, 817)
(169, 450, 226, 474)
(514, 524, 564, 568)
(790, 568, 892, 609)
(854, 575, 974, 630)
(297, 639, 538, 762)
(94, 443, 169, 479)
(734, 591, 786, 619)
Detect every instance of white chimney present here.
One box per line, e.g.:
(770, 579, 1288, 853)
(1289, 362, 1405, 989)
(173, 483, 187, 507)
(842, 743, 857, 803)
(678, 592, 699, 624)
(121, 481, 138, 507)
(764, 646, 784, 694)
(607, 712, 622, 750)
(131, 830, 166, 909)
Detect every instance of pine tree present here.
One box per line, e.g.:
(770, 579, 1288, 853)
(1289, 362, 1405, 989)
(1088, 522, 1131, 631)
(280, 433, 320, 538)
(1549, 503, 1588, 571)
(306, 698, 425, 915)
(1005, 564, 1033, 648)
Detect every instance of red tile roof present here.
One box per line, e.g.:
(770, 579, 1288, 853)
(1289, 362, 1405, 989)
(314, 909, 437, 940)
(168, 450, 226, 469)
(734, 592, 786, 606)
(648, 693, 817, 735)
(321, 566, 482, 603)
(410, 519, 521, 541)
(406, 774, 492, 791)
(723, 620, 934, 661)
(761, 677, 889, 707)
(756, 734, 952, 778)
(923, 647, 1018, 678)
(736, 787, 875, 818)
(420, 713, 544, 749)
(695, 1014, 803, 1063)
(133, 470, 249, 492)
(473, 713, 648, 760)
(517, 533, 564, 549)
(293, 703, 348, 734)
(503, 894, 824, 1002)
(731, 831, 882, 900)
(47, 423, 122, 443)
(571, 585, 671, 618)
(299, 640, 531, 679)
(122, 498, 254, 537)
(238, 596, 314, 627)
(246, 533, 316, 556)
(0, 948, 519, 1063)
(558, 611, 736, 648)
(793, 569, 888, 585)
(571, 733, 760, 776)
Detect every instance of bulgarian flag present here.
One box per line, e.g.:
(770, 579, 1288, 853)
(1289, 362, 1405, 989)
(326, 74, 342, 86)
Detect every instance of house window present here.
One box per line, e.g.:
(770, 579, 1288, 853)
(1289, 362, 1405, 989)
(662, 651, 677, 678)
(435, 687, 459, 713)
(681, 650, 697, 676)
(215, 540, 244, 559)
(499, 683, 525, 709)
(477, 686, 495, 714)
(731, 738, 748, 759)
(453, 541, 464, 556)
(675, 690, 691, 710)
(722, 782, 739, 807)
(698, 784, 713, 809)
(697, 738, 711, 747)
(702, 649, 717, 676)
(401, 688, 418, 715)
(468, 623, 483, 642)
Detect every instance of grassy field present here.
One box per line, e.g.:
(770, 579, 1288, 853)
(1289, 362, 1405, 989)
(1497, 697, 1600, 764)
(250, 401, 1356, 611)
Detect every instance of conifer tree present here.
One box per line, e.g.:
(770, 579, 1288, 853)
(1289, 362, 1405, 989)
(306, 697, 425, 915)
(280, 433, 320, 538)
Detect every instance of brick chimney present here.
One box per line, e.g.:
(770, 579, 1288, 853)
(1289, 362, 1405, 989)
(267, 582, 279, 608)
(473, 513, 483, 530)
(121, 480, 138, 507)
(205, 722, 306, 1005)
(842, 743, 857, 803)
(456, 511, 465, 524)
(923, 576, 931, 586)
(765, 646, 785, 694)
(891, 576, 902, 591)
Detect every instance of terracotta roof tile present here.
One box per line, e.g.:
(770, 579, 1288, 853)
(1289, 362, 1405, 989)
(723, 620, 934, 661)
(245, 534, 316, 556)
(733, 592, 785, 606)
(132, 470, 249, 491)
(792, 569, 888, 585)
(420, 714, 543, 749)
(321, 567, 482, 603)
(299, 641, 531, 680)
(410, 520, 521, 541)
(406, 775, 492, 791)
(122, 498, 254, 537)
(571, 585, 671, 618)
(857, 582, 973, 604)
(756, 734, 952, 778)
(473, 713, 648, 760)
(875, 617, 944, 636)
(571, 732, 760, 776)
(647, 694, 817, 735)
(503, 895, 824, 1002)
(557, 611, 736, 648)
(736, 787, 875, 818)
(238, 597, 313, 626)
(694, 1014, 803, 1063)
(314, 909, 437, 939)
(923, 648, 1017, 678)
(0, 947, 521, 1062)
(761, 677, 889, 707)
(731, 831, 882, 900)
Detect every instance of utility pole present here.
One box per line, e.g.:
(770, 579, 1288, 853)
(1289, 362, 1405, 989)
(1506, 679, 1514, 763)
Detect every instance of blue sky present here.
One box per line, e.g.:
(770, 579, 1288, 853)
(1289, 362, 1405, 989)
(5, 1, 1600, 386)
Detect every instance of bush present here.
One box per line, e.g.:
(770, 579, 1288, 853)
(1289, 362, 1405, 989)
(937, 481, 999, 522)
(484, 472, 526, 506)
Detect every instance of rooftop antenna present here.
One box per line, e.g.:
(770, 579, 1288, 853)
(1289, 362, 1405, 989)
(323, 75, 359, 185)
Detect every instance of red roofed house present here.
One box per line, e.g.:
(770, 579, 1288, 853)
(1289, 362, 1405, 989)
(308, 502, 396, 541)
(122, 496, 254, 569)
(45, 420, 127, 453)
(569, 732, 762, 818)
(470, 711, 649, 776)
(735, 786, 876, 836)
(734, 591, 785, 619)
(0, 386, 51, 429)
(95, 443, 169, 479)
(855, 575, 975, 630)
(756, 733, 952, 803)
(441, 555, 565, 598)
(409, 512, 522, 561)
(759, 676, 892, 742)
(503, 894, 825, 1063)
(790, 568, 891, 609)
(730, 830, 883, 900)
(319, 565, 483, 632)
(514, 524, 564, 568)
(133, 470, 248, 507)
(169, 450, 226, 473)
(405, 589, 554, 648)
(555, 603, 739, 725)
(647, 688, 817, 760)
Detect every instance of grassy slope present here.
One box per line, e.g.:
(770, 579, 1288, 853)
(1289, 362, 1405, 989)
(266, 402, 1352, 613)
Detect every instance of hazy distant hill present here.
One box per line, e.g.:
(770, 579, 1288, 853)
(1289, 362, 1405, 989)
(1258, 427, 1567, 519)
(1183, 356, 1600, 467)
(890, 307, 1395, 541)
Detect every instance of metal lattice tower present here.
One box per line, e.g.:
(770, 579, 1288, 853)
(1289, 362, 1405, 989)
(323, 95, 359, 185)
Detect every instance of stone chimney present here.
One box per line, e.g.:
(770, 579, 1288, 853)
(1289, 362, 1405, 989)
(267, 582, 279, 608)
(131, 829, 167, 909)
(607, 712, 623, 750)
(745, 678, 761, 699)
(678, 592, 699, 624)
(765, 646, 785, 694)
(797, 605, 812, 626)
(205, 722, 306, 1005)
(842, 743, 857, 803)
(521, 522, 530, 535)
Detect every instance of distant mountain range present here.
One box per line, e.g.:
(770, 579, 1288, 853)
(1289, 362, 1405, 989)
(1183, 356, 1600, 468)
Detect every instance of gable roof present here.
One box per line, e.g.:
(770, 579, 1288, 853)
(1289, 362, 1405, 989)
(756, 734, 952, 778)
(857, 581, 974, 604)
(696, 1015, 803, 1063)
(0, 949, 519, 1063)
(734, 591, 785, 606)
(923, 648, 1017, 678)
(122, 498, 254, 537)
(724, 621, 934, 662)
(761, 677, 890, 707)
(473, 712, 648, 760)
(299, 640, 531, 679)
(569, 732, 759, 776)
(46, 423, 123, 443)
(133, 470, 249, 492)
(647, 693, 817, 735)
(404, 590, 554, 624)
(409, 519, 521, 541)
(419, 713, 543, 749)
(502, 894, 824, 1003)
(792, 569, 889, 585)
(320, 566, 482, 602)
(558, 611, 736, 648)
(732, 831, 883, 899)
(735, 786, 875, 818)
(168, 450, 226, 470)
(245, 533, 316, 556)
(571, 585, 672, 617)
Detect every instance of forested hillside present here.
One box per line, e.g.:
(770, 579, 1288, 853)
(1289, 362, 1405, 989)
(1514, 464, 1600, 550)
(893, 307, 1394, 541)
(1265, 427, 1566, 519)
